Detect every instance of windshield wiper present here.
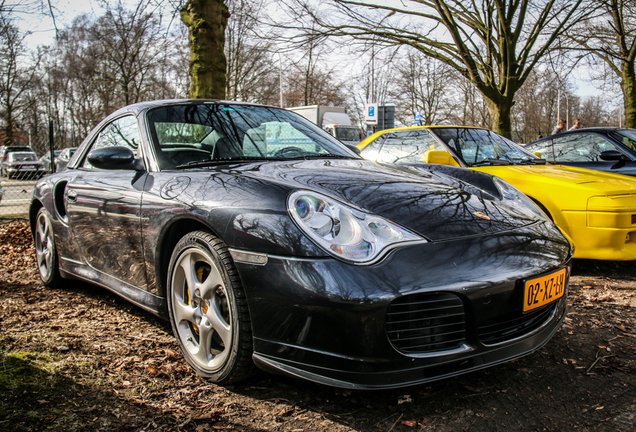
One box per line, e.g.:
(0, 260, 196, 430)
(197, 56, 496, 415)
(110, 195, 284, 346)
(285, 153, 355, 160)
(515, 158, 546, 165)
(471, 158, 512, 166)
(175, 157, 265, 168)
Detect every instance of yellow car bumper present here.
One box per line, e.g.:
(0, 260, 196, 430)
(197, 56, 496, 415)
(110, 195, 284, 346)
(560, 194, 636, 260)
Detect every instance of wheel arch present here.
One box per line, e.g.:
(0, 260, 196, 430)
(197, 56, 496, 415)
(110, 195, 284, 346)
(29, 199, 44, 239)
(528, 196, 554, 222)
(154, 216, 223, 300)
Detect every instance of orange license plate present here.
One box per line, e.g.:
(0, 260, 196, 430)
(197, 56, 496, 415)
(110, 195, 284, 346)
(523, 268, 567, 312)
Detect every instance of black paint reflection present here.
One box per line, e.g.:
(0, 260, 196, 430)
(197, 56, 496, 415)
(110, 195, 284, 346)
(239, 220, 570, 360)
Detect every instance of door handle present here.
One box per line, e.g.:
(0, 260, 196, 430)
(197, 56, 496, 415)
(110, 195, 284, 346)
(67, 189, 78, 203)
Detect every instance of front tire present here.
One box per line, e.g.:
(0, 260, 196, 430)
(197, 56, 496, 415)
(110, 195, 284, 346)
(34, 208, 61, 287)
(167, 231, 255, 384)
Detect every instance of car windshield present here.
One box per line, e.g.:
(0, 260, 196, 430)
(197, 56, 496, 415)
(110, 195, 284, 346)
(147, 104, 355, 169)
(610, 130, 636, 152)
(432, 128, 538, 166)
(334, 127, 360, 142)
(10, 152, 36, 162)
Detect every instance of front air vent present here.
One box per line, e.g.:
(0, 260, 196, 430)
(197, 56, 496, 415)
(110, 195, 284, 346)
(54, 181, 68, 222)
(387, 293, 466, 354)
(478, 302, 557, 345)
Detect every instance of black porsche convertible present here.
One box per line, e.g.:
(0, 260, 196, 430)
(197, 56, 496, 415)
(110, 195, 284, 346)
(30, 100, 572, 389)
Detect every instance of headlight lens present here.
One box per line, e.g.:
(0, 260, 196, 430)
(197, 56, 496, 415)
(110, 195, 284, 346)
(288, 191, 425, 263)
(493, 177, 550, 221)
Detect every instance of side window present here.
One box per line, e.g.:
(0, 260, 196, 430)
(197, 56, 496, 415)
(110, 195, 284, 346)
(82, 116, 141, 169)
(376, 130, 442, 164)
(359, 135, 386, 162)
(528, 140, 553, 161)
(553, 133, 619, 162)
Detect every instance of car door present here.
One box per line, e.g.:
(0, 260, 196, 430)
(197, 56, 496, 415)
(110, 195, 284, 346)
(551, 133, 636, 175)
(66, 115, 149, 290)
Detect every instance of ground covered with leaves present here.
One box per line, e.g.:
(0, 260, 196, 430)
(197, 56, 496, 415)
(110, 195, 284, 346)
(1, 220, 635, 431)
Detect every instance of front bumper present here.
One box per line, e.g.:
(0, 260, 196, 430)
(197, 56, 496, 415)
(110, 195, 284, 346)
(560, 194, 636, 260)
(234, 221, 572, 389)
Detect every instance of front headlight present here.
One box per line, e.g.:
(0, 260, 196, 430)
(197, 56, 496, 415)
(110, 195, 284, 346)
(493, 177, 551, 222)
(288, 190, 425, 264)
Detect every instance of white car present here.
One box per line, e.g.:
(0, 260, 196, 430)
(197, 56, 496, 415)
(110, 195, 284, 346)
(4, 151, 44, 179)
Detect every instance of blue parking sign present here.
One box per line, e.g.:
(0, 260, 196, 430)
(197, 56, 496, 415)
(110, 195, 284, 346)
(414, 110, 421, 125)
(368, 106, 375, 117)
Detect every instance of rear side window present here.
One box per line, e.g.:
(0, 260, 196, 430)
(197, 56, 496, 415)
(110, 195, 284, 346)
(552, 133, 619, 162)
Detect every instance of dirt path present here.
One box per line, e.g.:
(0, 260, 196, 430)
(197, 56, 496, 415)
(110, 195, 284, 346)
(1, 221, 635, 431)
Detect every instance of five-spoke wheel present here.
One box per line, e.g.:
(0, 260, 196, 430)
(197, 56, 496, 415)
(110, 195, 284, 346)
(34, 208, 61, 286)
(167, 231, 254, 384)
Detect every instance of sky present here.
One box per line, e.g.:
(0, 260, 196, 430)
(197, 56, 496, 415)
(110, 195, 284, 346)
(15, 0, 101, 47)
(13, 0, 610, 103)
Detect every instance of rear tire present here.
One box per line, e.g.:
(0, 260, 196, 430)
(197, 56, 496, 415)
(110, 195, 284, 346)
(34, 208, 61, 287)
(167, 231, 255, 384)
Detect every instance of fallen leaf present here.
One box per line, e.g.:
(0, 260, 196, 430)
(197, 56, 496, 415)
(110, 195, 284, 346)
(399, 420, 418, 427)
(145, 365, 160, 376)
(398, 395, 413, 404)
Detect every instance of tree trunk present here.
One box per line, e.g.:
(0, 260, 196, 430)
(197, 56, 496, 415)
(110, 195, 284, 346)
(622, 60, 636, 128)
(181, 0, 229, 99)
(484, 97, 513, 139)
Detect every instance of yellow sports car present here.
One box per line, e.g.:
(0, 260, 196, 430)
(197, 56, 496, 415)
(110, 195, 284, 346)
(358, 126, 636, 261)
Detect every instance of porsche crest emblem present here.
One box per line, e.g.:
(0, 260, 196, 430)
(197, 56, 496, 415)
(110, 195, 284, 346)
(473, 211, 491, 220)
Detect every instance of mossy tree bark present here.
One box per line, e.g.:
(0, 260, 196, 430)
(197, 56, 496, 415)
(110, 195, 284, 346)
(484, 97, 513, 140)
(180, 0, 230, 99)
(623, 62, 636, 127)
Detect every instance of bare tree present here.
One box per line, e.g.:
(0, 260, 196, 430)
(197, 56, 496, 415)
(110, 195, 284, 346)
(224, 0, 279, 104)
(276, 0, 592, 138)
(512, 69, 560, 142)
(282, 40, 350, 107)
(91, 1, 172, 107)
(390, 50, 458, 126)
(568, 0, 636, 127)
(0, 13, 39, 146)
(448, 77, 491, 130)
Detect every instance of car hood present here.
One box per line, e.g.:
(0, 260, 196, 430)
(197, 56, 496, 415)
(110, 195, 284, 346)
(472, 164, 636, 209)
(216, 159, 544, 242)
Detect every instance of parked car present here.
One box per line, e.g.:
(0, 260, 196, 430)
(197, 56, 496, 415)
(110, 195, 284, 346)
(54, 147, 77, 172)
(4, 151, 44, 179)
(40, 150, 62, 173)
(1, 145, 35, 177)
(525, 128, 636, 176)
(358, 126, 636, 261)
(31, 100, 571, 389)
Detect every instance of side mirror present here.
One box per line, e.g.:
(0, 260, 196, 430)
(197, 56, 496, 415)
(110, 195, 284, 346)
(600, 150, 629, 161)
(345, 144, 361, 155)
(532, 151, 542, 158)
(422, 150, 460, 167)
(87, 146, 145, 171)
